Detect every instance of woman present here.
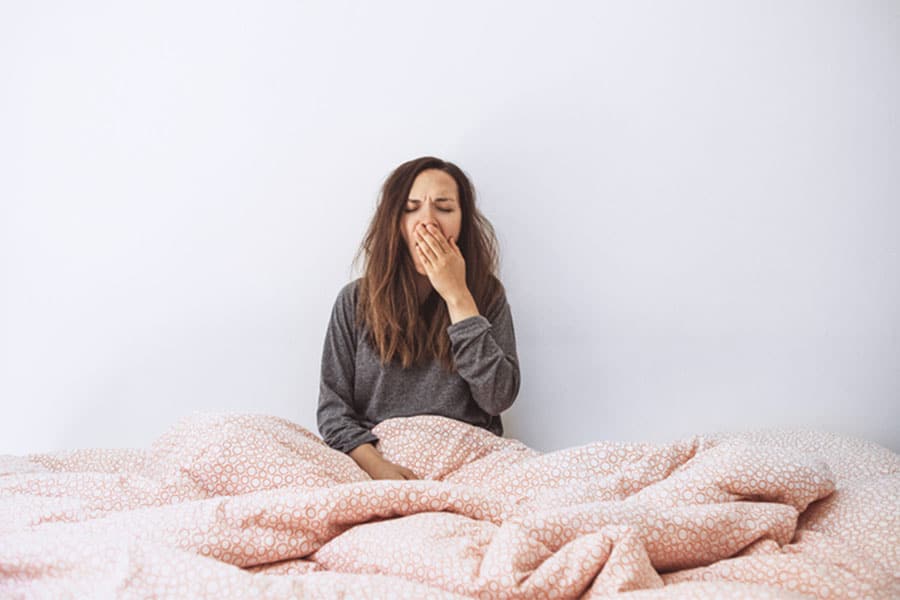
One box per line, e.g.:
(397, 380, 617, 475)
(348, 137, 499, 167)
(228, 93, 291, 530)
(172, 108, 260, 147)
(316, 156, 521, 480)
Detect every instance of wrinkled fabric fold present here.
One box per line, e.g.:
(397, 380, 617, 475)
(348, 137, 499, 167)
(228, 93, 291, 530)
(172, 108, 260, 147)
(1, 412, 898, 599)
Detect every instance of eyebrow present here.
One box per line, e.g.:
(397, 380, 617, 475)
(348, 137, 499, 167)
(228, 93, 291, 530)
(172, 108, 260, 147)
(407, 197, 455, 202)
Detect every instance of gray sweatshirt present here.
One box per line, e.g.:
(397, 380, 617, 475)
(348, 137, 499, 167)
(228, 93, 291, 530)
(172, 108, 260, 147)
(316, 278, 521, 454)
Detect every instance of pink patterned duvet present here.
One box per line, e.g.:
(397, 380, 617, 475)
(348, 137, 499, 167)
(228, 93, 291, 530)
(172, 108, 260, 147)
(1, 413, 898, 598)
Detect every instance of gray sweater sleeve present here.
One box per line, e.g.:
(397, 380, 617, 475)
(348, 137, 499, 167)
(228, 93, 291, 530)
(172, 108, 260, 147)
(316, 286, 379, 454)
(446, 293, 521, 416)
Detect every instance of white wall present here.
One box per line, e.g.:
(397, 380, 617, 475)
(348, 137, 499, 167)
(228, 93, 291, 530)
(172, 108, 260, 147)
(2, 1, 898, 455)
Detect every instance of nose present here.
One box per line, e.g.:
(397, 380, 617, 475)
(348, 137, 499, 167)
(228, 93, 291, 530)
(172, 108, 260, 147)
(415, 218, 441, 232)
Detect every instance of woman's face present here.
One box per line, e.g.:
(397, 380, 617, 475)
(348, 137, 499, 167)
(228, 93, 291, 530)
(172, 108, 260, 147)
(400, 169, 462, 276)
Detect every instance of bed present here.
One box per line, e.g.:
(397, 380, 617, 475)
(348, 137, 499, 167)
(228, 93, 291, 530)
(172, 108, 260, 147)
(1, 412, 898, 598)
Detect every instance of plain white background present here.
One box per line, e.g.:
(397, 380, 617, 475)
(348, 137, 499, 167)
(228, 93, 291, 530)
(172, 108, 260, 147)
(1, 1, 898, 455)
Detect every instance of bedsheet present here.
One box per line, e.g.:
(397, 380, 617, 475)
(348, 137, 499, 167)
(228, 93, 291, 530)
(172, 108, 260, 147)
(1, 412, 898, 598)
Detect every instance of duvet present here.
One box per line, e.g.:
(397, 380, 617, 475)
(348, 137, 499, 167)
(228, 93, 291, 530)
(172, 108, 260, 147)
(1, 413, 898, 598)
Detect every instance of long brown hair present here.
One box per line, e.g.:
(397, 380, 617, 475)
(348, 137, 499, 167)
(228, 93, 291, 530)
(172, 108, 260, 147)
(350, 156, 505, 373)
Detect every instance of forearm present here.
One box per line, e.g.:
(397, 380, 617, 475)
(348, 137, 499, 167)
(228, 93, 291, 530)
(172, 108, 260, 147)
(446, 296, 521, 416)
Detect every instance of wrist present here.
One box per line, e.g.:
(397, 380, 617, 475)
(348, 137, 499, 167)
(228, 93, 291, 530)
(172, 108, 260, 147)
(447, 291, 480, 324)
(348, 443, 383, 469)
(445, 288, 473, 306)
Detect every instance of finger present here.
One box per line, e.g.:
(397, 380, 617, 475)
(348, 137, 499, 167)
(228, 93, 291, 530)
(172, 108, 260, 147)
(416, 227, 438, 257)
(426, 225, 450, 253)
(428, 225, 451, 254)
(420, 225, 448, 255)
(415, 242, 432, 267)
(415, 232, 437, 261)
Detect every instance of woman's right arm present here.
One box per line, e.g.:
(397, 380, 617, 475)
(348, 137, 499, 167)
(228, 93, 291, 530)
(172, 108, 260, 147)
(316, 284, 418, 480)
(316, 286, 380, 454)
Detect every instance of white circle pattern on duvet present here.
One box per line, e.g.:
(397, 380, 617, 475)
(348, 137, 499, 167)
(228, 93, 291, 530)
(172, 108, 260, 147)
(0, 412, 897, 599)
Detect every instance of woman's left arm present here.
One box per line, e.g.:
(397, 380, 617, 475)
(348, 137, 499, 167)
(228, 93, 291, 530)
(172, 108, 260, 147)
(446, 294, 521, 416)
